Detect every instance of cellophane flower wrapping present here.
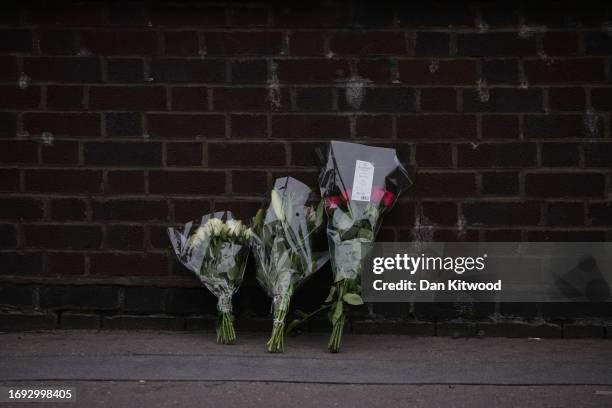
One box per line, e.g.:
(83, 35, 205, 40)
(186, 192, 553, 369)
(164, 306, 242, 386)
(168, 211, 251, 344)
(251, 177, 327, 352)
(319, 141, 412, 352)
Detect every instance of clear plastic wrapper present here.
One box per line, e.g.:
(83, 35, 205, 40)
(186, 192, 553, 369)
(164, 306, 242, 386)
(168, 211, 251, 344)
(318, 141, 412, 352)
(251, 176, 327, 352)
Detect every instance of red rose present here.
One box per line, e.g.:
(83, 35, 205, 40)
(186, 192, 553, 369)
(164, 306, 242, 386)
(325, 195, 343, 209)
(382, 190, 396, 207)
(371, 186, 386, 203)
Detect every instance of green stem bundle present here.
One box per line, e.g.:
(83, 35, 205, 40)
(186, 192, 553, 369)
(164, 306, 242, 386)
(216, 311, 236, 345)
(266, 292, 291, 353)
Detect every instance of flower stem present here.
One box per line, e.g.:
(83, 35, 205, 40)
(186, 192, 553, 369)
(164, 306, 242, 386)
(216, 311, 236, 345)
(266, 293, 291, 353)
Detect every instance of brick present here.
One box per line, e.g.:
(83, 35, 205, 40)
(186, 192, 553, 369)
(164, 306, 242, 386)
(412, 172, 476, 197)
(549, 87, 585, 111)
(415, 32, 449, 56)
(90, 253, 169, 276)
(273, 5, 351, 28)
(109, 4, 147, 26)
(172, 87, 208, 111)
(39, 30, 76, 55)
(149, 225, 173, 248)
(151, 58, 225, 82)
(106, 59, 144, 82)
(50, 198, 87, 221)
(341, 87, 415, 112)
(289, 142, 326, 166)
(526, 173, 605, 198)
(524, 115, 601, 139)
(415, 143, 453, 167)
(24, 113, 100, 137)
(0, 29, 32, 52)
(124, 287, 167, 313)
(584, 32, 612, 55)
(106, 112, 143, 137)
(458, 143, 536, 167)
(353, 3, 395, 27)
(0, 56, 18, 80)
(0, 252, 42, 276)
(295, 87, 333, 112)
(384, 200, 415, 227)
(214, 87, 270, 111)
(25, 169, 103, 193)
(164, 31, 199, 56)
(289, 32, 324, 56)
(547, 202, 584, 226)
(212, 200, 262, 220)
(584, 142, 612, 167)
(41, 140, 79, 164)
(482, 59, 518, 84)
(463, 202, 540, 225)
(589, 203, 612, 226)
(0, 312, 57, 331)
(209, 142, 285, 167)
(542, 143, 580, 167)
(484, 230, 522, 241)
(173, 199, 212, 222)
(0, 86, 40, 109)
(47, 252, 86, 276)
(46, 86, 84, 110)
(90, 86, 166, 111)
(231, 59, 267, 83)
(79, 30, 157, 55)
(23, 57, 102, 82)
(231, 7, 269, 26)
(107, 225, 144, 250)
(0, 140, 38, 164)
(84, 142, 162, 166)
(399, 59, 477, 85)
(275, 59, 349, 83)
(40, 285, 119, 309)
(206, 32, 282, 55)
(0, 224, 17, 247)
(0, 284, 33, 307)
(524, 58, 605, 84)
(271, 115, 350, 139)
(0, 197, 43, 219)
(397, 115, 476, 139)
(463, 88, 542, 112)
(106, 170, 145, 194)
(24, 225, 102, 249)
(420, 88, 456, 111)
(0, 5, 20, 26)
(591, 88, 612, 111)
(92, 199, 168, 221)
(147, 114, 225, 138)
(355, 115, 393, 139)
(531, 228, 606, 243)
(25, 4, 106, 26)
(543, 32, 579, 56)
(457, 33, 536, 56)
(230, 114, 267, 138)
(421, 201, 457, 226)
(0, 169, 19, 192)
(356, 59, 391, 82)
(331, 32, 406, 55)
(166, 142, 203, 166)
(60, 312, 101, 329)
(149, 170, 226, 194)
(397, 4, 474, 27)
(0, 112, 17, 137)
(231, 170, 268, 194)
(482, 172, 519, 195)
(149, 5, 227, 26)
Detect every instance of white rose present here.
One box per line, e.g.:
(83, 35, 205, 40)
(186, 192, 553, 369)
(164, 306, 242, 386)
(242, 227, 252, 240)
(226, 219, 242, 237)
(207, 218, 224, 236)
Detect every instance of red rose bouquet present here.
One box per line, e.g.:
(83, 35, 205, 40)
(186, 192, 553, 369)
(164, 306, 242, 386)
(318, 141, 412, 352)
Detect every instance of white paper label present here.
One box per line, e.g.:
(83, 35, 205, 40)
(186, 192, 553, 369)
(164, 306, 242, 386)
(351, 160, 374, 202)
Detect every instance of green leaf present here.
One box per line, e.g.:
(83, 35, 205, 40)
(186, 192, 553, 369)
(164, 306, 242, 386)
(331, 302, 343, 323)
(342, 293, 364, 305)
(357, 228, 373, 240)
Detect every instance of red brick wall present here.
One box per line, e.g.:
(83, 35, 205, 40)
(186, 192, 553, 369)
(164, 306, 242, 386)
(1, 2, 611, 330)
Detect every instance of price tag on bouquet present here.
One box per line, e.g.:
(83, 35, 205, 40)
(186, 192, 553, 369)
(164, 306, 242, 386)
(351, 160, 375, 202)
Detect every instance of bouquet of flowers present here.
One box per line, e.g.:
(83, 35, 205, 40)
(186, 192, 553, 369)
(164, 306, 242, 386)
(319, 141, 412, 352)
(168, 212, 251, 344)
(251, 177, 327, 353)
